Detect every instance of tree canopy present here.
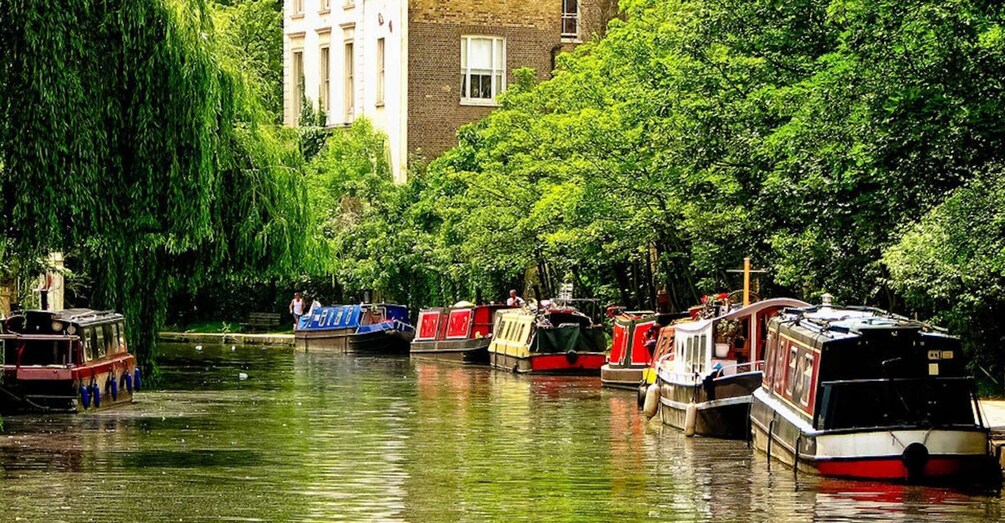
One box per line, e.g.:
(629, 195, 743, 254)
(0, 0, 313, 370)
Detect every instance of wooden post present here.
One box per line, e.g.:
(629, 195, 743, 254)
(743, 257, 751, 307)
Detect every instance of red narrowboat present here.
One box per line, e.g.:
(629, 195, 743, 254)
(601, 310, 661, 390)
(751, 297, 1001, 484)
(1, 309, 139, 413)
(410, 303, 509, 364)
(487, 307, 606, 374)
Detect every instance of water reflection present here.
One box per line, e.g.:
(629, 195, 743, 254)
(0, 344, 1000, 521)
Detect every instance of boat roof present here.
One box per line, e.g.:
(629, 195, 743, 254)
(27, 309, 123, 326)
(674, 297, 809, 334)
(780, 305, 952, 341)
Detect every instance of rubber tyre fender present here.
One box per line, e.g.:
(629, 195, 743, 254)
(80, 385, 92, 409)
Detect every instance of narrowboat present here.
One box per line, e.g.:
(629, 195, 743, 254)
(601, 310, 667, 390)
(295, 304, 415, 354)
(0, 309, 140, 413)
(750, 296, 1001, 484)
(652, 297, 808, 438)
(410, 303, 509, 364)
(488, 307, 606, 374)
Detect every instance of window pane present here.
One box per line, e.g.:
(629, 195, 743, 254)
(469, 38, 492, 70)
(460, 39, 467, 68)
(495, 39, 504, 69)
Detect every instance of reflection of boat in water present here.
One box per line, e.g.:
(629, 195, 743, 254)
(410, 303, 509, 364)
(653, 296, 808, 439)
(1, 309, 140, 412)
(295, 304, 415, 354)
(488, 307, 606, 374)
(751, 297, 1001, 485)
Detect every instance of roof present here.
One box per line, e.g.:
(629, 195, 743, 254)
(673, 297, 809, 335)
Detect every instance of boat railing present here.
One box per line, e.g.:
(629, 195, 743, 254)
(712, 359, 764, 376)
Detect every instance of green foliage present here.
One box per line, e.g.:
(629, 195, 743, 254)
(211, 0, 284, 124)
(884, 167, 1005, 380)
(0, 0, 313, 372)
(309, 0, 1005, 377)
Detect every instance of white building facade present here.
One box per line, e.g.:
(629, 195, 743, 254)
(284, 0, 409, 182)
(285, 0, 615, 184)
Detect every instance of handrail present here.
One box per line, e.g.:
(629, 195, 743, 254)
(820, 377, 973, 385)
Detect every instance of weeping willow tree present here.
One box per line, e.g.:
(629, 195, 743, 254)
(0, 0, 315, 373)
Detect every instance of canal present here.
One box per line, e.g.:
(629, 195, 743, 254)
(0, 344, 1002, 521)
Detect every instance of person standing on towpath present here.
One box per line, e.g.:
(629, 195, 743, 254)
(289, 292, 305, 329)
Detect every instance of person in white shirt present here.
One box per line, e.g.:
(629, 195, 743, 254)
(309, 298, 322, 315)
(289, 292, 305, 328)
(506, 290, 526, 307)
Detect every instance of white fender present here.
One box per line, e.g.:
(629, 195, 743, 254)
(684, 403, 697, 437)
(642, 383, 660, 420)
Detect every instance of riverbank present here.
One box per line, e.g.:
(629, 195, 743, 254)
(158, 331, 294, 347)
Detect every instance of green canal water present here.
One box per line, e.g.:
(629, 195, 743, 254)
(0, 344, 1002, 521)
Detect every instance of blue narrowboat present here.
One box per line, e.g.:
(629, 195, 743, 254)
(294, 304, 415, 354)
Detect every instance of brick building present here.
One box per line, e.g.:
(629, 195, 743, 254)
(285, 0, 618, 182)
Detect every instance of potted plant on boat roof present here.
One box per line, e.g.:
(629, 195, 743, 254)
(714, 319, 740, 358)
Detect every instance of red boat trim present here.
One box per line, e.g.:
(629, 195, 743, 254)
(529, 353, 606, 371)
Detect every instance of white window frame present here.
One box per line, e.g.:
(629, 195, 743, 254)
(292, 0, 304, 17)
(292, 49, 305, 125)
(561, 0, 580, 40)
(319, 45, 330, 114)
(460, 35, 506, 106)
(376, 37, 386, 107)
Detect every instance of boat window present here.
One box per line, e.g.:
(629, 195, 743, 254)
(103, 324, 117, 354)
(334, 309, 344, 325)
(800, 354, 814, 407)
(107, 324, 118, 354)
(685, 337, 694, 373)
(94, 327, 106, 358)
(698, 334, 707, 373)
(774, 337, 787, 391)
(785, 346, 798, 396)
(764, 331, 774, 383)
(83, 327, 95, 361)
(118, 321, 127, 351)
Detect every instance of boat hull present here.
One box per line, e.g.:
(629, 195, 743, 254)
(750, 390, 1000, 484)
(656, 371, 761, 439)
(410, 337, 492, 365)
(2, 364, 136, 413)
(489, 351, 605, 375)
(600, 364, 645, 390)
(347, 329, 414, 355)
(295, 328, 353, 353)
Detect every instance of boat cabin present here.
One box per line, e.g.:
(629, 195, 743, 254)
(414, 304, 507, 343)
(762, 306, 980, 431)
(663, 298, 809, 383)
(2, 309, 129, 368)
(298, 303, 409, 332)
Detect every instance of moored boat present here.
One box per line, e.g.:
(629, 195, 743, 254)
(488, 307, 606, 374)
(1, 309, 140, 413)
(750, 297, 1001, 484)
(410, 303, 509, 364)
(601, 309, 669, 390)
(295, 303, 414, 354)
(653, 296, 808, 438)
